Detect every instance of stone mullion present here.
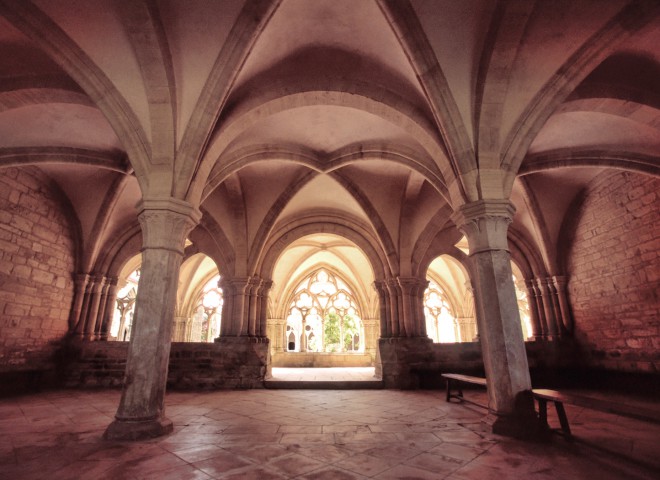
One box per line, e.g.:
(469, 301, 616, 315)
(452, 200, 537, 437)
(524, 279, 543, 341)
(552, 276, 573, 335)
(104, 199, 200, 441)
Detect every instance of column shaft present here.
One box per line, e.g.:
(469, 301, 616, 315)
(452, 200, 538, 437)
(104, 199, 200, 441)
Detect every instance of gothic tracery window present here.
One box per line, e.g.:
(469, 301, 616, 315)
(190, 275, 223, 343)
(110, 268, 140, 341)
(286, 269, 362, 353)
(513, 275, 533, 340)
(423, 279, 458, 343)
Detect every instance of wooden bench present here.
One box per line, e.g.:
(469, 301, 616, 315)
(441, 373, 488, 409)
(532, 388, 660, 439)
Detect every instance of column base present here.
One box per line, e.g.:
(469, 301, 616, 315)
(481, 411, 549, 441)
(104, 417, 173, 441)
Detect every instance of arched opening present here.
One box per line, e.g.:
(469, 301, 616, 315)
(109, 255, 141, 341)
(424, 254, 477, 343)
(108, 251, 224, 343)
(511, 262, 533, 341)
(423, 243, 532, 343)
(267, 233, 377, 369)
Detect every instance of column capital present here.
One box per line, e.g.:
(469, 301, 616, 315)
(137, 198, 201, 253)
(551, 275, 567, 289)
(451, 200, 515, 254)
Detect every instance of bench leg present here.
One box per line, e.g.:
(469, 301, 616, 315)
(538, 398, 548, 426)
(554, 402, 572, 438)
(445, 379, 464, 403)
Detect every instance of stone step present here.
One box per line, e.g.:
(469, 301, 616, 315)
(264, 380, 383, 389)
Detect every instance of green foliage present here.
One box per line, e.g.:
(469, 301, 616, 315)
(323, 312, 360, 352)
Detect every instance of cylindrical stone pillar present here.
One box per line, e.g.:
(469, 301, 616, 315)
(104, 198, 200, 441)
(451, 200, 537, 437)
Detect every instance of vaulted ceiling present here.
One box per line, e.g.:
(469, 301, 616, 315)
(0, 0, 658, 284)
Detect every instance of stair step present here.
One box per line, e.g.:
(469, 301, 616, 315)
(264, 380, 383, 390)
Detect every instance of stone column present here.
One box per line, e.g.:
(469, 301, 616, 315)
(172, 316, 188, 342)
(247, 276, 261, 337)
(397, 277, 419, 337)
(552, 276, 573, 335)
(362, 318, 379, 360)
(84, 276, 106, 340)
(536, 278, 558, 339)
(451, 200, 538, 437)
(269, 318, 286, 354)
(524, 279, 543, 341)
(386, 278, 402, 337)
(104, 198, 200, 441)
(257, 280, 272, 338)
(373, 281, 389, 337)
(68, 273, 90, 333)
(74, 277, 93, 338)
(97, 277, 118, 341)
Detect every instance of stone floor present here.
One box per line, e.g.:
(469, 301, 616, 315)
(1, 381, 658, 479)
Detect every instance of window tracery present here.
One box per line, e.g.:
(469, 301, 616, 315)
(110, 268, 140, 341)
(190, 275, 223, 343)
(423, 279, 458, 343)
(286, 269, 362, 353)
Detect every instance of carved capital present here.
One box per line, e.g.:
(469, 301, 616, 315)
(451, 200, 515, 254)
(137, 198, 201, 253)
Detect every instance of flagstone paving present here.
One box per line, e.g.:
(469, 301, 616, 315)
(0, 387, 658, 479)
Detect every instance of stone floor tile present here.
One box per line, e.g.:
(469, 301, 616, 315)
(404, 452, 464, 476)
(361, 443, 425, 462)
(170, 443, 230, 463)
(334, 452, 401, 476)
(277, 424, 323, 433)
(138, 463, 215, 480)
(374, 463, 450, 479)
(268, 452, 327, 476)
(299, 466, 370, 479)
(287, 443, 355, 463)
(192, 450, 253, 477)
(219, 465, 288, 480)
(223, 443, 291, 463)
(279, 432, 336, 443)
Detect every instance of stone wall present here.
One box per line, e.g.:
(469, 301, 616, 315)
(567, 171, 659, 373)
(65, 339, 269, 390)
(63, 339, 579, 390)
(0, 167, 75, 371)
(271, 351, 372, 367)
